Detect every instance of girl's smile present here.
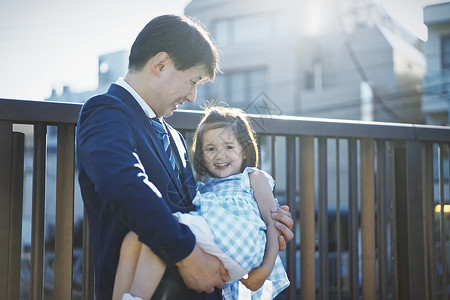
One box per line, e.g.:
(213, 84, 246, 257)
(202, 127, 246, 178)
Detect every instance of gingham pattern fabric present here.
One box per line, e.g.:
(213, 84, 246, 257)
(222, 255, 290, 300)
(190, 167, 289, 299)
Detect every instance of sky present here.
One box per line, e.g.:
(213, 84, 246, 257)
(0, 0, 190, 101)
(0, 0, 444, 101)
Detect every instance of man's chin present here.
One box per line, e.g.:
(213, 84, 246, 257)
(162, 110, 175, 118)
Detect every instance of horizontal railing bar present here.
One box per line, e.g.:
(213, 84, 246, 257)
(172, 110, 450, 141)
(0, 99, 81, 124)
(2, 99, 449, 142)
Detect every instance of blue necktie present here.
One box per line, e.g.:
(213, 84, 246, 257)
(150, 117, 179, 179)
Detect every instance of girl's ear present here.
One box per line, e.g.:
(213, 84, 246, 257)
(152, 52, 171, 76)
(242, 148, 247, 160)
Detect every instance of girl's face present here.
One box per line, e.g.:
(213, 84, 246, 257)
(202, 127, 246, 178)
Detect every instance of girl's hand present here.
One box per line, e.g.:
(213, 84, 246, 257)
(271, 205, 294, 251)
(239, 266, 271, 292)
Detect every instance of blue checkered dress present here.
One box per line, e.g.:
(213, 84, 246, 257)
(189, 167, 289, 299)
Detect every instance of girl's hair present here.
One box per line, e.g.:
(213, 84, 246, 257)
(192, 105, 259, 177)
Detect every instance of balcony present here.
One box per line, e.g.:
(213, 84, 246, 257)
(422, 69, 450, 123)
(1, 98, 450, 300)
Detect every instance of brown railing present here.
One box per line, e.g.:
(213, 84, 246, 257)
(1, 98, 450, 300)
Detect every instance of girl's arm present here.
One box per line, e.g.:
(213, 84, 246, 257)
(240, 170, 280, 291)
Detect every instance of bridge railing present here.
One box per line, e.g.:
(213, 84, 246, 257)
(1, 98, 450, 299)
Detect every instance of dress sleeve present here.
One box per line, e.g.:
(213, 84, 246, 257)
(241, 167, 276, 192)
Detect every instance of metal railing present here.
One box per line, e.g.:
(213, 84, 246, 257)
(1, 98, 450, 300)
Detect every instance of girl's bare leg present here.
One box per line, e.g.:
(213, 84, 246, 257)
(130, 243, 166, 299)
(112, 232, 142, 300)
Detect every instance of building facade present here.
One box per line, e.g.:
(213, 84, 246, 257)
(422, 2, 450, 125)
(184, 0, 425, 124)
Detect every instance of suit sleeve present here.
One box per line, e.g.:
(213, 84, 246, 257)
(77, 96, 195, 266)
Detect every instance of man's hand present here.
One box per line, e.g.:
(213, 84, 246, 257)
(176, 244, 230, 293)
(271, 205, 294, 251)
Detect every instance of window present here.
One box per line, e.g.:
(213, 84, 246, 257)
(442, 35, 450, 69)
(360, 81, 374, 121)
(212, 14, 275, 46)
(199, 68, 268, 108)
(305, 60, 323, 91)
(233, 14, 271, 44)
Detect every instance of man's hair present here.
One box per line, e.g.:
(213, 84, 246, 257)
(128, 14, 219, 80)
(192, 105, 259, 177)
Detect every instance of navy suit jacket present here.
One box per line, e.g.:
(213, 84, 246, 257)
(77, 84, 212, 300)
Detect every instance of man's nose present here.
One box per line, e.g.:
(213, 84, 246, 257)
(185, 85, 197, 103)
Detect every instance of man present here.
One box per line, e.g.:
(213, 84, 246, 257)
(76, 14, 293, 300)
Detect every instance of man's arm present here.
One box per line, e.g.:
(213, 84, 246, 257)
(77, 97, 195, 264)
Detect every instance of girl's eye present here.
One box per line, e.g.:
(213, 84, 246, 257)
(205, 147, 214, 152)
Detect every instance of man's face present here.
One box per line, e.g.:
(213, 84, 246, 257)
(152, 61, 205, 117)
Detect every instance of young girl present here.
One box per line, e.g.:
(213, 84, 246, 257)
(114, 106, 290, 300)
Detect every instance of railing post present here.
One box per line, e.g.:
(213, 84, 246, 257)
(83, 212, 95, 300)
(286, 135, 297, 300)
(9, 132, 25, 300)
(423, 142, 437, 300)
(348, 139, 359, 300)
(389, 143, 399, 300)
(335, 139, 342, 300)
(393, 141, 427, 300)
(376, 140, 389, 300)
(438, 143, 448, 300)
(0, 121, 13, 299)
(300, 136, 315, 300)
(393, 144, 410, 299)
(318, 137, 329, 299)
(405, 140, 427, 300)
(360, 139, 376, 300)
(54, 124, 75, 299)
(31, 123, 46, 300)
(0, 122, 25, 300)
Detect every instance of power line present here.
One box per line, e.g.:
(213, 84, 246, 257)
(338, 13, 407, 122)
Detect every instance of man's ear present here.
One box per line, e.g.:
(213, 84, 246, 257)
(152, 52, 171, 77)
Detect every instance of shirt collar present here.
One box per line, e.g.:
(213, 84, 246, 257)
(115, 77, 156, 119)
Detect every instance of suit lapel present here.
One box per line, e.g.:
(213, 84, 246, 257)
(107, 84, 189, 203)
(165, 123, 197, 202)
